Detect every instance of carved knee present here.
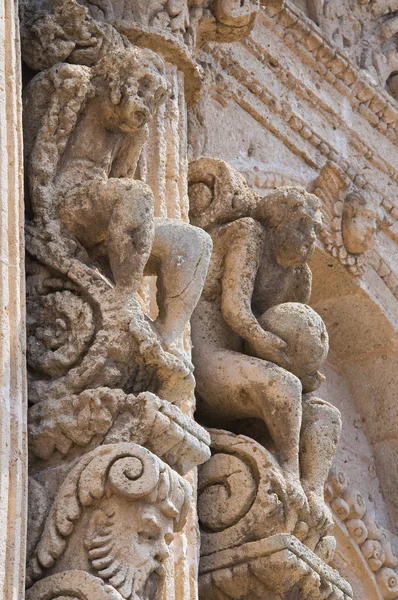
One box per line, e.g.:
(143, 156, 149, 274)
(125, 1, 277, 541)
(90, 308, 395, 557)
(188, 225, 213, 259)
(246, 363, 303, 412)
(302, 396, 342, 438)
(108, 178, 155, 225)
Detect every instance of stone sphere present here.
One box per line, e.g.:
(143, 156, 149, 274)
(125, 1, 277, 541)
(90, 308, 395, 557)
(256, 302, 328, 378)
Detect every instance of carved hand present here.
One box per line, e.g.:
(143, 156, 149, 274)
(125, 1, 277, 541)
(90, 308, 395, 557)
(247, 331, 291, 370)
(301, 371, 326, 393)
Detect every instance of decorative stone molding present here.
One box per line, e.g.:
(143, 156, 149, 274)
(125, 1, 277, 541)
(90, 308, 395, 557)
(198, 4, 398, 316)
(260, 1, 398, 135)
(28, 388, 210, 474)
(326, 467, 398, 600)
(290, 0, 398, 101)
(19, 0, 260, 106)
(0, 1, 27, 598)
(199, 534, 353, 600)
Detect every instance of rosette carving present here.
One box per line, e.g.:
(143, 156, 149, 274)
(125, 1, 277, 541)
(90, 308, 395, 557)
(27, 291, 95, 377)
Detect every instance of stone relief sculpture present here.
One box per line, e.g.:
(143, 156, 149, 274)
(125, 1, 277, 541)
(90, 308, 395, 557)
(19, 0, 260, 66)
(21, 3, 220, 599)
(7, 0, 398, 598)
(310, 161, 377, 274)
(27, 444, 191, 597)
(18, 1, 359, 600)
(290, 0, 398, 100)
(188, 157, 349, 599)
(23, 26, 212, 404)
(326, 468, 398, 600)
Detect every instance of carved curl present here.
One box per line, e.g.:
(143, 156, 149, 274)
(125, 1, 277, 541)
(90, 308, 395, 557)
(27, 443, 191, 585)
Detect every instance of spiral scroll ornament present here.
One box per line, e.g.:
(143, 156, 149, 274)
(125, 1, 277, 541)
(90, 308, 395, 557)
(27, 290, 95, 377)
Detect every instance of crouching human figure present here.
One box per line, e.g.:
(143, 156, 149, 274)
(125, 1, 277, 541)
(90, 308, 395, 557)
(189, 158, 342, 537)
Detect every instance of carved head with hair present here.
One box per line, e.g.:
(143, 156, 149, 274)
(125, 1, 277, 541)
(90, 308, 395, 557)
(342, 189, 377, 255)
(27, 444, 191, 600)
(92, 48, 168, 133)
(255, 186, 323, 267)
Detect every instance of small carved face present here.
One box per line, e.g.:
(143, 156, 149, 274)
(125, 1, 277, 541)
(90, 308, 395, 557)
(86, 498, 174, 600)
(272, 208, 322, 267)
(113, 65, 167, 132)
(94, 50, 168, 133)
(342, 193, 376, 254)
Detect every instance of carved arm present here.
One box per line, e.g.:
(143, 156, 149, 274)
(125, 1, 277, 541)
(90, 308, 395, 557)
(220, 217, 290, 368)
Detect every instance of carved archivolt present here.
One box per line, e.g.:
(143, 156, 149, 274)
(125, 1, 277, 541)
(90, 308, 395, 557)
(326, 468, 398, 600)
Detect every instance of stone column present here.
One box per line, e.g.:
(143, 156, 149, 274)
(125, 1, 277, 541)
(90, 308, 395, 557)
(0, 1, 27, 599)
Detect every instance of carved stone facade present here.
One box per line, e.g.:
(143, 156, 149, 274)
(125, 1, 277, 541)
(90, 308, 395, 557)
(1, 0, 398, 599)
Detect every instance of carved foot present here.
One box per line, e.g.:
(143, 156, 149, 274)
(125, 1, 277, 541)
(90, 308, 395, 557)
(301, 485, 334, 551)
(283, 469, 310, 516)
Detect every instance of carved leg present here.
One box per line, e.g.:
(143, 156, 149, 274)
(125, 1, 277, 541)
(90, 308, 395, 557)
(107, 179, 155, 290)
(300, 395, 342, 533)
(193, 343, 307, 510)
(60, 178, 155, 291)
(148, 219, 212, 357)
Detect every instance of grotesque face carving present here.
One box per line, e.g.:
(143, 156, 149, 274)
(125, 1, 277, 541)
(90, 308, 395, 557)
(342, 191, 377, 255)
(257, 187, 322, 268)
(93, 49, 168, 133)
(85, 497, 175, 600)
(272, 208, 322, 267)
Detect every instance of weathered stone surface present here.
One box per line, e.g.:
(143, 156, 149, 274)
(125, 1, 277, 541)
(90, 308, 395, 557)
(27, 443, 191, 596)
(190, 159, 342, 546)
(199, 534, 353, 600)
(326, 467, 398, 600)
(20, 3, 214, 600)
(0, 1, 27, 599)
(1, 0, 397, 597)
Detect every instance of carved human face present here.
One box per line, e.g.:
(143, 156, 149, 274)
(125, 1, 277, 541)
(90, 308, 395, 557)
(95, 53, 168, 133)
(113, 64, 167, 132)
(272, 208, 322, 267)
(86, 498, 174, 600)
(342, 195, 376, 254)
